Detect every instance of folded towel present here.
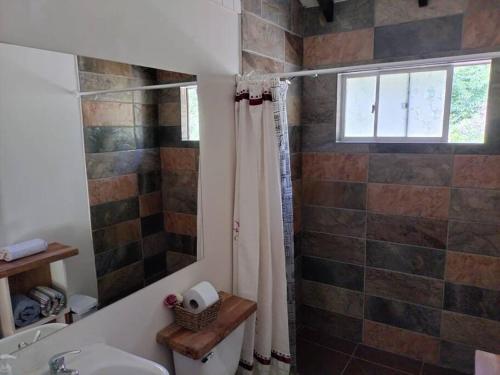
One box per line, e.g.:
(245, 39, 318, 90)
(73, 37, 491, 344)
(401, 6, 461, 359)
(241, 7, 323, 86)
(33, 286, 66, 314)
(28, 289, 53, 317)
(11, 295, 41, 327)
(0, 239, 48, 262)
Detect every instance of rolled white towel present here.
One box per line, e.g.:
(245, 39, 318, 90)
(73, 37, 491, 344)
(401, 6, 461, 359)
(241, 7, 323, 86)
(0, 239, 48, 262)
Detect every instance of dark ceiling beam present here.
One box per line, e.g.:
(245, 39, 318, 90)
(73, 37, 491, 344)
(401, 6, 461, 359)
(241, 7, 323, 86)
(317, 0, 334, 23)
(418, 0, 429, 7)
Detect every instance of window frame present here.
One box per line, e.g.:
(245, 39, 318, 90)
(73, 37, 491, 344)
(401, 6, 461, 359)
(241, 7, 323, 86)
(337, 60, 489, 143)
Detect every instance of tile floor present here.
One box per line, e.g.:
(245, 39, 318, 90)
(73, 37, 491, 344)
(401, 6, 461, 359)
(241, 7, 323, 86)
(296, 328, 468, 375)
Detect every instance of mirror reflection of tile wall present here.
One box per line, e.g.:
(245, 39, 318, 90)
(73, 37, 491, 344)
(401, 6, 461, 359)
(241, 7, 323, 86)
(78, 57, 199, 307)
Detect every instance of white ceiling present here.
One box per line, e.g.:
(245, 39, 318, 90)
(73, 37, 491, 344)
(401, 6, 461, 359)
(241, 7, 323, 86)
(299, 0, 348, 8)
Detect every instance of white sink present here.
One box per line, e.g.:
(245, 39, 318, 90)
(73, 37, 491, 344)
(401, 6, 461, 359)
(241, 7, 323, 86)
(0, 323, 67, 354)
(32, 343, 168, 375)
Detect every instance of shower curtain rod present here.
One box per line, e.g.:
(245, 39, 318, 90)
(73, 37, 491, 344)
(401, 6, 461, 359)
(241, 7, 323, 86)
(77, 81, 197, 97)
(262, 51, 500, 80)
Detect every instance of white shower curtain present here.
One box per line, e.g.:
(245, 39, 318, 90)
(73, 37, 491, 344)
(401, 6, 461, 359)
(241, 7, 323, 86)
(233, 77, 291, 375)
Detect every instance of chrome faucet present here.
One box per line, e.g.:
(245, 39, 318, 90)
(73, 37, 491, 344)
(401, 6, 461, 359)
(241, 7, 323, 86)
(48, 350, 81, 375)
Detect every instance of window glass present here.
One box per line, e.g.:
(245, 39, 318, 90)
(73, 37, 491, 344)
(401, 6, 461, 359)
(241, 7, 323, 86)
(378, 73, 409, 137)
(407, 70, 447, 137)
(181, 85, 200, 141)
(344, 76, 376, 137)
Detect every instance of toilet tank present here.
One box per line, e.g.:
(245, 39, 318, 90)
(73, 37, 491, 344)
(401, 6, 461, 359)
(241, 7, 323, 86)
(173, 323, 245, 375)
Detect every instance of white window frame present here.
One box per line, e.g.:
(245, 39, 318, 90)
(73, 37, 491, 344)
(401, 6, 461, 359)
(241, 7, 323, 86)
(337, 60, 490, 143)
(180, 84, 199, 141)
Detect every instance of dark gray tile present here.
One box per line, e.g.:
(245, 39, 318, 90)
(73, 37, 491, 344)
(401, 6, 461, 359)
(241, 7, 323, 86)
(159, 126, 198, 149)
(354, 345, 422, 375)
(302, 95, 336, 125)
(261, 0, 290, 29)
(303, 180, 366, 210)
(303, 73, 338, 99)
(138, 171, 161, 194)
(303, 206, 366, 237)
(298, 326, 357, 355)
(84, 127, 136, 153)
(140, 213, 164, 237)
(95, 241, 142, 278)
(367, 213, 448, 249)
(166, 251, 197, 275)
(439, 340, 475, 375)
(144, 251, 167, 280)
(368, 154, 452, 186)
(303, 0, 374, 36)
(290, 0, 303, 35)
(242, 0, 261, 14)
(302, 124, 370, 153)
(365, 268, 444, 308)
(448, 221, 500, 257)
(343, 358, 408, 375)
(421, 363, 469, 375)
(288, 125, 302, 154)
(134, 126, 159, 149)
(301, 304, 363, 342)
(450, 188, 500, 224)
(162, 170, 198, 215)
(374, 15, 463, 59)
(97, 261, 144, 307)
(444, 282, 500, 321)
(302, 231, 365, 265)
(369, 143, 454, 154)
(90, 197, 139, 229)
(165, 232, 197, 256)
(297, 338, 351, 375)
(142, 232, 168, 258)
(302, 255, 364, 291)
(86, 149, 160, 179)
(366, 240, 445, 278)
(365, 295, 441, 336)
(92, 219, 140, 254)
(133, 104, 158, 126)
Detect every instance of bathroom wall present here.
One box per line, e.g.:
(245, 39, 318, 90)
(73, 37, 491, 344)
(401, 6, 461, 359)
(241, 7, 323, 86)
(79, 58, 199, 306)
(0, 0, 240, 372)
(299, 1, 500, 373)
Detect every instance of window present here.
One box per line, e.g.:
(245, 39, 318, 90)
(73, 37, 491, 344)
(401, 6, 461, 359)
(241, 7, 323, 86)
(338, 61, 491, 143)
(180, 85, 200, 141)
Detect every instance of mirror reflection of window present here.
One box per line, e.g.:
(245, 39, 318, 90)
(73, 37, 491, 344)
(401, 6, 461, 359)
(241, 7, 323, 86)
(180, 85, 200, 142)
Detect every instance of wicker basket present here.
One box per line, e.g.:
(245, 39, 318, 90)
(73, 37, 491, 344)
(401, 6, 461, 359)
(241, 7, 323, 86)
(174, 292, 222, 331)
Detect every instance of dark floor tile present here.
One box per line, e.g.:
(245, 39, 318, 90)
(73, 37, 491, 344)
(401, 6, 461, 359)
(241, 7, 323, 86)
(303, 206, 366, 237)
(138, 170, 162, 194)
(140, 213, 164, 237)
(144, 251, 167, 280)
(297, 339, 350, 375)
(301, 304, 363, 342)
(365, 295, 441, 337)
(343, 358, 408, 375)
(303, 180, 366, 210)
(90, 197, 139, 229)
(84, 127, 136, 153)
(444, 282, 500, 321)
(448, 221, 500, 257)
(302, 231, 365, 266)
(367, 213, 448, 249)
(354, 345, 422, 375)
(298, 326, 357, 355)
(366, 240, 445, 279)
(142, 232, 168, 258)
(94, 241, 142, 278)
(302, 256, 364, 291)
(439, 341, 475, 375)
(421, 363, 468, 375)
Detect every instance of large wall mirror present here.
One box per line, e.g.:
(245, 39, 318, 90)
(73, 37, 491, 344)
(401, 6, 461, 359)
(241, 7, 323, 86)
(0, 43, 202, 352)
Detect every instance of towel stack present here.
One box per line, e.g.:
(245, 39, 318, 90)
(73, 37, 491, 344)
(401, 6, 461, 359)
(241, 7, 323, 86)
(28, 286, 65, 317)
(0, 239, 48, 262)
(11, 294, 41, 327)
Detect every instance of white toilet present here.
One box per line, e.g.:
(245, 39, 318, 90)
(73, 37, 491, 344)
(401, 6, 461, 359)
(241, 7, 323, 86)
(173, 322, 245, 375)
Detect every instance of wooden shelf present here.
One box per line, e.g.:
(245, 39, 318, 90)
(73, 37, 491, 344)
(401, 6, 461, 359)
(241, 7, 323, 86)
(156, 292, 257, 360)
(0, 242, 78, 279)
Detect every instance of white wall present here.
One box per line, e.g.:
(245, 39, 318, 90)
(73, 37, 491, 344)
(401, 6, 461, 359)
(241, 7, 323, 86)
(0, 0, 239, 373)
(0, 43, 98, 298)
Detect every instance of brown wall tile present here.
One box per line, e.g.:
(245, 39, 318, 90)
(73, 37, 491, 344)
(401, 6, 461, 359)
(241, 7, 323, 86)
(367, 184, 449, 219)
(303, 206, 366, 237)
(242, 51, 284, 74)
(453, 155, 500, 189)
(303, 180, 366, 210)
(158, 102, 181, 126)
(441, 311, 500, 353)
(365, 268, 444, 308)
(463, 7, 500, 50)
(164, 211, 197, 236)
(367, 213, 448, 249)
(363, 320, 440, 363)
(302, 153, 368, 182)
(242, 12, 285, 61)
(160, 148, 197, 172)
(302, 279, 363, 318)
(450, 188, 500, 224)
(285, 31, 303, 66)
(92, 219, 141, 254)
(88, 174, 138, 206)
(82, 101, 134, 127)
(139, 191, 163, 217)
(302, 231, 365, 265)
(303, 28, 374, 67)
(446, 252, 500, 291)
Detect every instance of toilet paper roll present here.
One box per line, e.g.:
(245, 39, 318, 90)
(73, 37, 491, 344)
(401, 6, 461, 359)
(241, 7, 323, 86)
(182, 281, 219, 314)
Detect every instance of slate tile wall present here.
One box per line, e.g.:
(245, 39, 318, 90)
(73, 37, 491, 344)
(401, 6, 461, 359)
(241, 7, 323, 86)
(78, 57, 198, 306)
(298, 1, 500, 373)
